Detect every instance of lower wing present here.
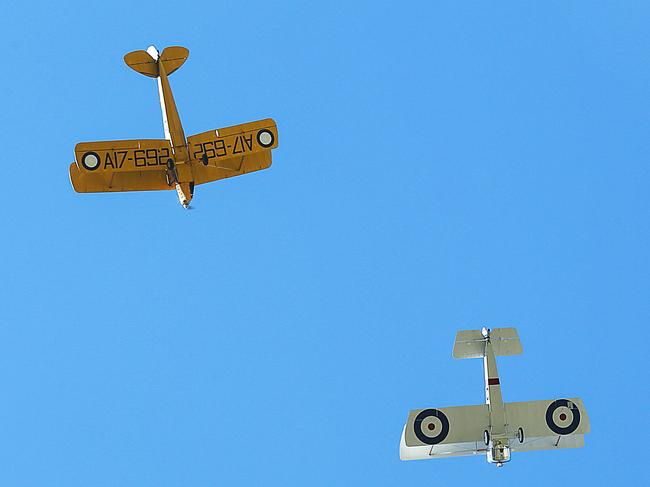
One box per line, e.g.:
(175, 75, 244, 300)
(69, 164, 171, 192)
(192, 150, 272, 186)
(400, 426, 487, 460)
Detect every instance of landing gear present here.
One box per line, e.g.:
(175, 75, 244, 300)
(483, 430, 490, 446)
(201, 153, 209, 166)
(165, 158, 179, 186)
(517, 427, 524, 443)
(164, 159, 194, 208)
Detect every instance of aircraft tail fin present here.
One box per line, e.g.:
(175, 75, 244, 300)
(452, 327, 523, 359)
(124, 46, 189, 78)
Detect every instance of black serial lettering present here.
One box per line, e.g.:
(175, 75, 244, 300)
(243, 133, 253, 151)
(215, 139, 227, 157)
(160, 147, 170, 163)
(104, 152, 115, 169)
(146, 148, 158, 166)
(233, 136, 243, 154)
(117, 151, 127, 169)
(134, 149, 146, 167)
(202, 142, 216, 159)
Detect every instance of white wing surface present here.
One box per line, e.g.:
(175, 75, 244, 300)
(505, 398, 590, 452)
(400, 404, 489, 460)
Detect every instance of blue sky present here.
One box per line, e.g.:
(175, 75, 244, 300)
(0, 1, 648, 485)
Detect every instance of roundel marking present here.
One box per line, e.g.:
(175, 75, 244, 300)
(545, 399, 581, 435)
(413, 408, 449, 445)
(81, 151, 101, 171)
(257, 129, 275, 148)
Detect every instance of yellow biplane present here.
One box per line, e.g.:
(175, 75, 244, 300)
(69, 46, 278, 208)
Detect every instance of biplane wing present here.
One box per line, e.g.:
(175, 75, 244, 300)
(70, 139, 174, 193)
(400, 404, 489, 460)
(505, 398, 590, 452)
(191, 151, 273, 186)
(187, 119, 277, 171)
(69, 164, 170, 192)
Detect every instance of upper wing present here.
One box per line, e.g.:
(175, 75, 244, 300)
(401, 404, 489, 460)
(70, 139, 173, 193)
(187, 118, 278, 171)
(73, 139, 173, 174)
(505, 398, 590, 452)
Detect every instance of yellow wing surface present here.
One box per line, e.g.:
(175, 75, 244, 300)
(187, 118, 277, 171)
(70, 139, 173, 192)
(70, 119, 277, 193)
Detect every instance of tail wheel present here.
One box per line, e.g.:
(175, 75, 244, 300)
(483, 430, 490, 446)
(517, 427, 524, 443)
(167, 158, 175, 170)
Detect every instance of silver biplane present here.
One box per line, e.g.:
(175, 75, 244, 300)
(400, 327, 590, 467)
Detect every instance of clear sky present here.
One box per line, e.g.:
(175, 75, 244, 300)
(0, 1, 648, 485)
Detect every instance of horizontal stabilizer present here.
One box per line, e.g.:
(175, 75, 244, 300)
(124, 50, 158, 77)
(123, 46, 189, 77)
(159, 46, 189, 75)
(453, 327, 522, 359)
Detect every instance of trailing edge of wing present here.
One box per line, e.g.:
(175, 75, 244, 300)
(400, 426, 486, 460)
(192, 150, 273, 186)
(69, 163, 171, 193)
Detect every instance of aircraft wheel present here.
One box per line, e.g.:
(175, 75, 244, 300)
(201, 154, 209, 166)
(167, 159, 175, 170)
(483, 430, 490, 446)
(517, 427, 524, 443)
